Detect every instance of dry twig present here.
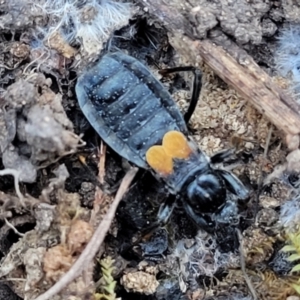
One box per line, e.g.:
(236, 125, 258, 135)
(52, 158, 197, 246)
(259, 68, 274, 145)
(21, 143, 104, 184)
(138, 0, 300, 145)
(34, 167, 138, 300)
(177, 38, 300, 138)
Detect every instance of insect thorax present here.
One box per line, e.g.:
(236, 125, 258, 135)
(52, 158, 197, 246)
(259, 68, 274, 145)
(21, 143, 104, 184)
(162, 151, 210, 194)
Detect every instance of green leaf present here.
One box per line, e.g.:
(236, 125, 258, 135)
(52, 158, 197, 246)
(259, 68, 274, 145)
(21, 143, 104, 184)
(255, 247, 264, 254)
(292, 284, 300, 295)
(282, 245, 296, 252)
(104, 281, 117, 294)
(94, 294, 110, 300)
(288, 254, 300, 262)
(291, 264, 300, 272)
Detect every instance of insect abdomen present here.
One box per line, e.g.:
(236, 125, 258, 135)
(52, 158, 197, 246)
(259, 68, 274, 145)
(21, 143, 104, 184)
(76, 52, 187, 168)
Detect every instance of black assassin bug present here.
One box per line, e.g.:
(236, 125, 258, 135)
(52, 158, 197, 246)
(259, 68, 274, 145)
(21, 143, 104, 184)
(75, 52, 249, 233)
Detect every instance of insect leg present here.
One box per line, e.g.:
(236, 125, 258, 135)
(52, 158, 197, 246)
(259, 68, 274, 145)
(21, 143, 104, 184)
(210, 148, 236, 165)
(159, 66, 202, 124)
(183, 201, 215, 233)
(156, 194, 177, 225)
(216, 169, 250, 202)
(140, 195, 177, 236)
(120, 196, 176, 259)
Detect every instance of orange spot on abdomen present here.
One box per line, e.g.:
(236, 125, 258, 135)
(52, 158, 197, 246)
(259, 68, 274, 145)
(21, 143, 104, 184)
(146, 131, 192, 175)
(163, 131, 191, 159)
(145, 146, 173, 175)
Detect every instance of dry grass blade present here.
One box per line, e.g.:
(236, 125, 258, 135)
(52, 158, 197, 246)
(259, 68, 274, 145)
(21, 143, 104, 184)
(255, 125, 273, 216)
(34, 167, 138, 300)
(98, 141, 107, 184)
(0, 169, 24, 206)
(4, 218, 25, 237)
(236, 228, 258, 300)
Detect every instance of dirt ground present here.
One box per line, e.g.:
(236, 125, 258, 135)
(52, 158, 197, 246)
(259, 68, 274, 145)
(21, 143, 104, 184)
(1, 0, 300, 300)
